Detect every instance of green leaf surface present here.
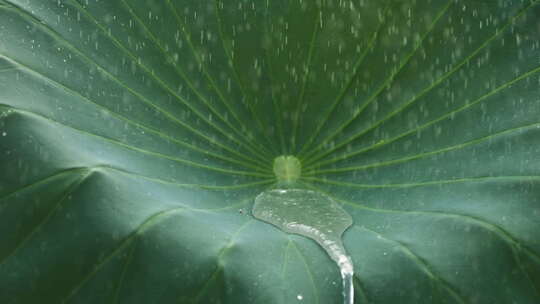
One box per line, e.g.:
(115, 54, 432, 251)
(1, 0, 539, 303)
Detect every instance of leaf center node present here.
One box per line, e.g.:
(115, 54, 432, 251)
(273, 155, 301, 181)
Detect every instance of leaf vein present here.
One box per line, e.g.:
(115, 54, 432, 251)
(120, 0, 272, 162)
(4, 105, 272, 178)
(0, 54, 271, 174)
(303, 0, 539, 166)
(0, 2, 268, 169)
(305, 120, 540, 175)
(301, 0, 453, 160)
(213, 0, 281, 155)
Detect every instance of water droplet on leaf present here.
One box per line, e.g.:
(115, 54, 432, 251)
(252, 187, 354, 304)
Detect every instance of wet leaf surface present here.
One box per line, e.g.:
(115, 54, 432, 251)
(1, 0, 539, 303)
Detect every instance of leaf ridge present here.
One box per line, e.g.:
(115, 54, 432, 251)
(357, 226, 468, 304)
(110, 239, 138, 304)
(0, 167, 87, 202)
(0, 169, 93, 267)
(189, 219, 254, 303)
(62, 207, 187, 303)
